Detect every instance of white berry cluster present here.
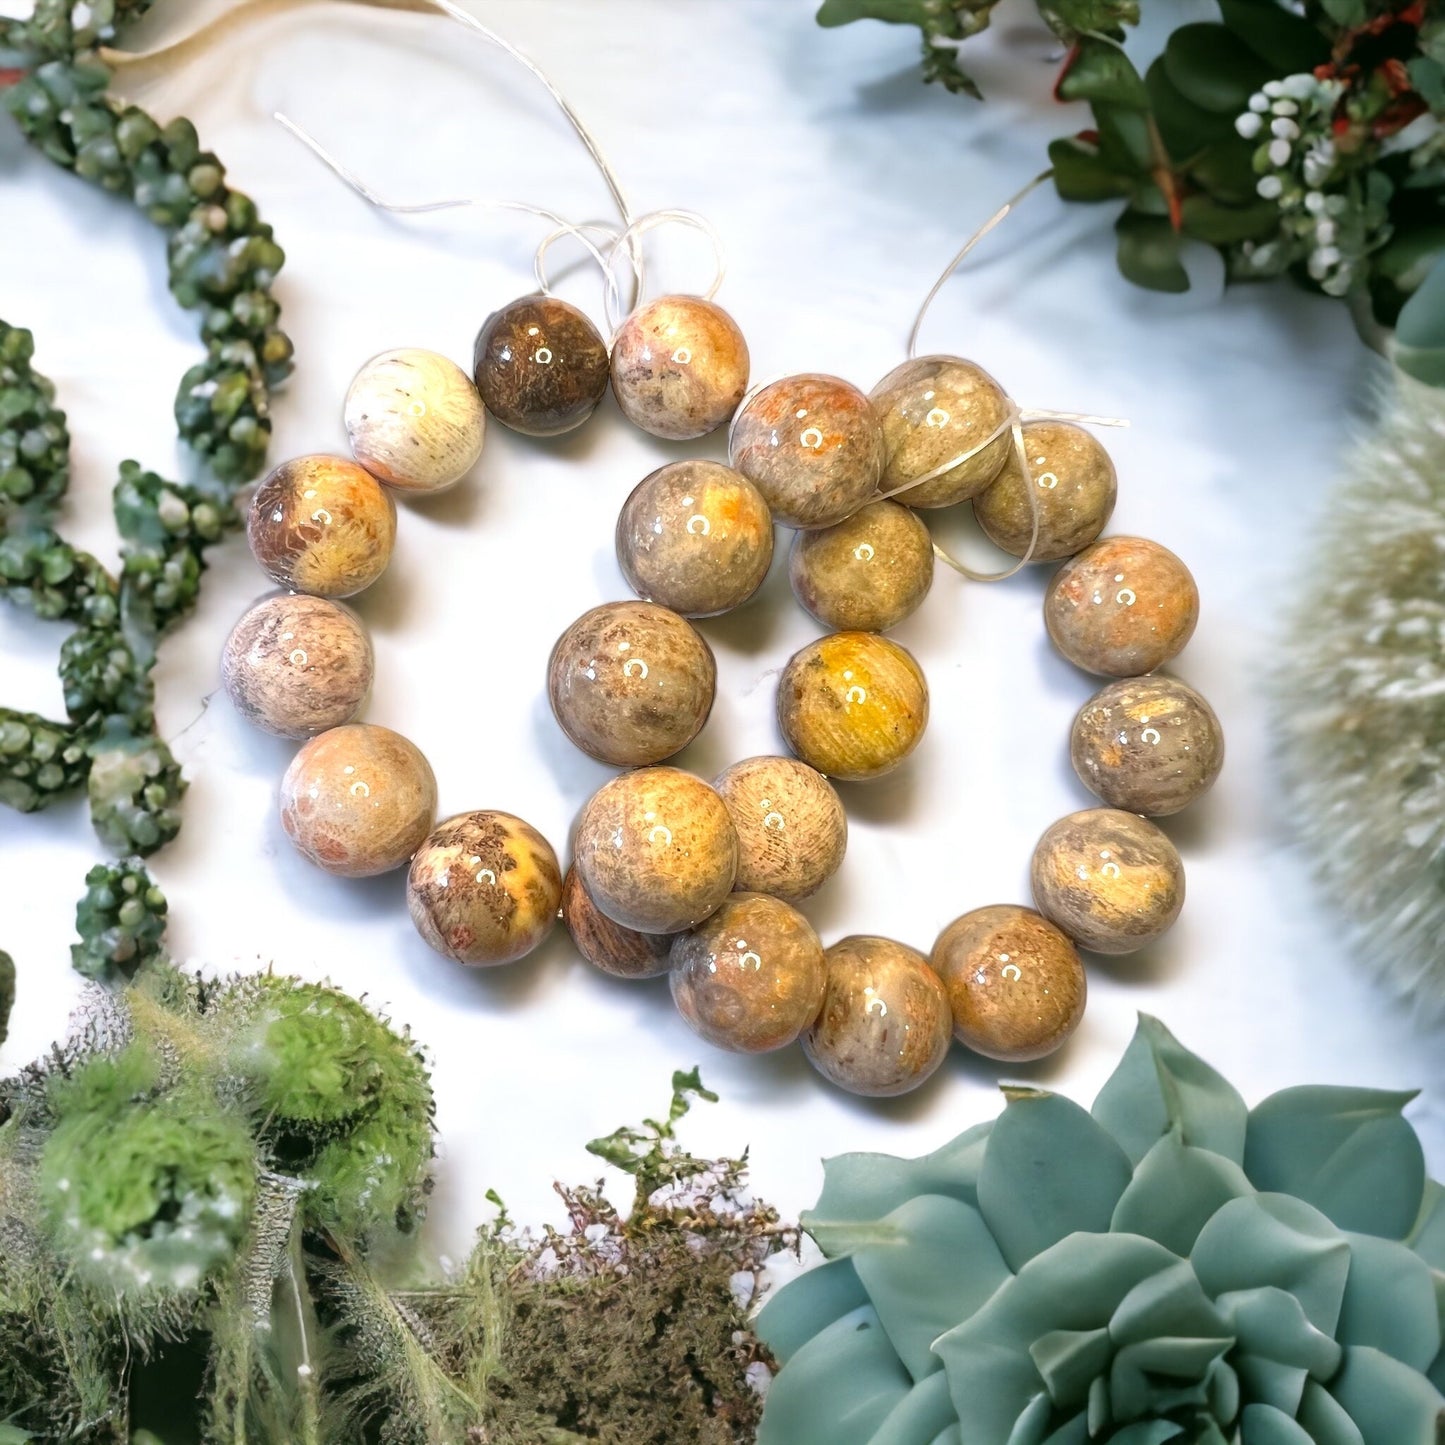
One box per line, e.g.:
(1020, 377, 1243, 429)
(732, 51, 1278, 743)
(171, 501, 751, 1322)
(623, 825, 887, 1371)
(1232, 73, 1366, 296)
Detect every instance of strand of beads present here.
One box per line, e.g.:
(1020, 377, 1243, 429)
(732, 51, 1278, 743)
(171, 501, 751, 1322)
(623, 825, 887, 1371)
(224, 273, 1222, 1101)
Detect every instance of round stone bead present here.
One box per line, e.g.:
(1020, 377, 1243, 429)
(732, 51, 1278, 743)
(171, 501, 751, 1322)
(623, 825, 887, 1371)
(279, 723, 436, 877)
(729, 374, 883, 529)
(407, 810, 562, 966)
(789, 499, 933, 632)
(247, 455, 396, 598)
(222, 594, 372, 739)
(616, 459, 774, 617)
(547, 601, 716, 766)
(1071, 676, 1224, 816)
(573, 767, 737, 934)
(669, 893, 826, 1054)
(472, 294, 610, 437)
(930, 905, 1086, 1062)
(973, 420, 1117, 562)
(713, 755, 847, 902)
(778, 631, 929, 781)
(610, 294, 749, 440)
(561, 866, 673, 979)
(1044, 536, 1199, 677)
(344, 348, 485, 493)
(1031, 808, 1185, 955)
(870, 355, 1011, 508)
(803, 935, 952, 1097)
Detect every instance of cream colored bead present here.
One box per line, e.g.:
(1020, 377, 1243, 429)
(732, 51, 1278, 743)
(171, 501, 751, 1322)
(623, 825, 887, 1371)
(344, 348, 486, 493)
(713, 755, 846, 901)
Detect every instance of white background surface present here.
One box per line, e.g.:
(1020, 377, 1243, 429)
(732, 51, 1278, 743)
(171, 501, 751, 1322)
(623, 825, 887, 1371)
(2, 0, 1440, 1260)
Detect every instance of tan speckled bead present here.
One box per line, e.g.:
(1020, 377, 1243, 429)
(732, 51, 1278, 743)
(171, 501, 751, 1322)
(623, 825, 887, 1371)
(344, 348, 486, 493)
(713, 755, 847, 902)
(803, 935, 952, 1096)
(729, 374, 883, 529)
(669, 893, 826, 1054)
(931, 905, 1086, 1062)
(973, 421, 1117, 562)
(616, 460, 774, 617)
(789, 500, 933, 632)
(1031, 807, 1185, 955)
(561, 866, 673, 979)
(1071, 676, 1224, 816)
(279, 723, 436, 877)
(548, 601, 716, 766)
(222, 594, 372, 739)
(407, 810, 561, 966)
(247, 454, 396, 598)
(870, 355, 1011, 508)
(610, 295, 749, 440)
(573, 767, 737, 933)
(1044, 536, 1199, 677)
(778, 631, 928, 781)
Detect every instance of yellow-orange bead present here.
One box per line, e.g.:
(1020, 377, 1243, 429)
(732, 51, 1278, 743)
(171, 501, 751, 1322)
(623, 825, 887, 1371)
(777, 632, 928, 781)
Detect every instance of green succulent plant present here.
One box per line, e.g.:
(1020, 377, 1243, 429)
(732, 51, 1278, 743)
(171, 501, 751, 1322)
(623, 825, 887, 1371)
(757, 1014, 1445, 1444)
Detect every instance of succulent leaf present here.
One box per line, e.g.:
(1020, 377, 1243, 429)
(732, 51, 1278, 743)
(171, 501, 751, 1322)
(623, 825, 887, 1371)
(760, 1023, 1445, 1443)
(1243, 1086, 1426, 1239)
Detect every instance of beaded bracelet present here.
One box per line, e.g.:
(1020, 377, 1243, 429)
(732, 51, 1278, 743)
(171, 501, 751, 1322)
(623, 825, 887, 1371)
(222, 277, 1224, 1101)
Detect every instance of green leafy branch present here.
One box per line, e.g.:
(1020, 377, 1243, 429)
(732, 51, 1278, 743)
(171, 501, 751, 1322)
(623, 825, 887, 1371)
(1, 0, 292, 854)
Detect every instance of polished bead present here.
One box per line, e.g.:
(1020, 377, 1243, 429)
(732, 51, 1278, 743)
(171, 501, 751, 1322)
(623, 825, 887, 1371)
(669, 892, 826, 1054)
(407, 809, 562, 966)
(1071, 676, 1224, 816)
(222, 594, 372, 739)
(473, 294, 609, 437)
(547, 600, 716, 766)
(344, 348, 485, 493)
(870, 355, 1011, 508)
(973, 420, 1117, 561)
(789, 499, 933, 632)
(729, 373, 883, 529)
(561, 865, 673, 979)
(610, 294, 749, 439)
(803, 935, 952, 1096)
(279, 723, 436, 877)
(713, 755, 846, 902)
(616, 459, 774, 617)
(778, 631, 928, 781)
(1044, 536, 1199, 677)
(247, 455, 396, 598)
(931, 905, 1086, 1061)
(1031, 807, 1185, 954)
(573, 767, 737, 933)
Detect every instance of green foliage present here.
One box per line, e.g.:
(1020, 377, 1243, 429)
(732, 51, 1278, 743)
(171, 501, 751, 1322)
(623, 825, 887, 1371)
(757, 1013, 1445, 1443)
(0, 875, 780, 1442)
(70, 856, 170, 982)
(0, 0, 292, 854)
(0, 950, 12, 1048)
(823, 0, 1445, 374)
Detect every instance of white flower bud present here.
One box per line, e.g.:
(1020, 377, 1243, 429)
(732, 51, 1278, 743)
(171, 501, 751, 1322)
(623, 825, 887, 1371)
(1282, 73, 1319, 100)
(1249, 92, 1271, 113)
(1272, 100, 1300, 117)
(1315, 219, 1337, 245)
(1271, 118, 1300, 140)
(1268, 138, 1293, 167)
(1304, 191, 1326, 215)
(1257, 175, 1285, 200)
(1264, 80, 1285, 98)
(1236, 112, 1264, 139)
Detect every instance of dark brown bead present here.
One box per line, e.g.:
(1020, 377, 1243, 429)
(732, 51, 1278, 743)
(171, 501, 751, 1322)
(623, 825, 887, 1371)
(473, 294, 609, 437)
